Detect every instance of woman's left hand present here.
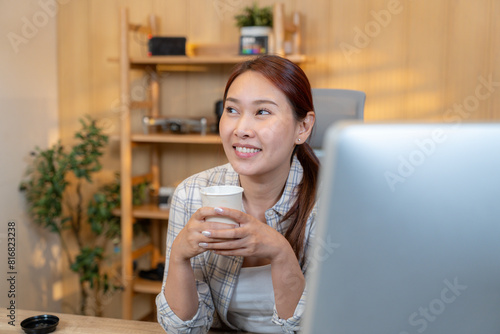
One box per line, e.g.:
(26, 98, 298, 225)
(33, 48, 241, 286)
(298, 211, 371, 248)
(199, 207, 288, 261)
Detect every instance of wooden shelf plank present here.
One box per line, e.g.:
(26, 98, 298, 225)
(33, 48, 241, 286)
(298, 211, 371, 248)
(113, 204, 170, 220)
(132, 243, 154, 260)
(130, 101, 152, 109)
(132, 133, 222, 144)
(132, 204, 170, 220)
(129, 54, 308, 66)
(133, 277, 162, 294)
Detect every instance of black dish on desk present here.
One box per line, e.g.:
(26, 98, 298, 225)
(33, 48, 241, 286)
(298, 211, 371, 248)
(20, 314, 59, 334)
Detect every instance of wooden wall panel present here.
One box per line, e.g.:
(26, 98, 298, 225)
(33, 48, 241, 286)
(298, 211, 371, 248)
(490, 0, 500, 118)
(297, 0, 332, 87)
(152, 0, 188, 36)
(320, 0, 373, 88)
(88, 1, 122, 172)
(404, 0, 449, 120)
(444, 0, 492, 122)
(188, 0, 222, 43)
(363, 0, 408, 120)
(58, 0, 91, 143)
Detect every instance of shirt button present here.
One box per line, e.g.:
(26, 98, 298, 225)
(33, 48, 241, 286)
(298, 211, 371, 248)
(266, 211, 273, 217)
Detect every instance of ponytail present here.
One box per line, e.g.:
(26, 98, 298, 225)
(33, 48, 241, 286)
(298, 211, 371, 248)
(282, 142, 319, 262)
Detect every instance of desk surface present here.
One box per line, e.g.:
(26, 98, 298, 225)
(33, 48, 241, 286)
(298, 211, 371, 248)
(2, 310, 245, 334)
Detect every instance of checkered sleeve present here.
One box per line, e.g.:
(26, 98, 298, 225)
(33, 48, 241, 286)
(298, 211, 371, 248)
(156, 180, 215, 334)
(271, 198, 317, 333)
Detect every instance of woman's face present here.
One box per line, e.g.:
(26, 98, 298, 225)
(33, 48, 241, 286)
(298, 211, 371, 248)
(220, 70, 303, 180)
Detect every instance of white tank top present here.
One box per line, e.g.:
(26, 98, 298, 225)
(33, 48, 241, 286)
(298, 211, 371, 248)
(227, 264, 282, 333)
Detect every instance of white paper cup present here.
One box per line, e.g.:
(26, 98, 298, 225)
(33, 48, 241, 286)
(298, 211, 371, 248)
(200, 185, 244, 225)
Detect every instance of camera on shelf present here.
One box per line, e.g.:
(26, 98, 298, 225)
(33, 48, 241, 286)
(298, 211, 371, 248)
(142, 116, 208, 135)
(158, 186, 174, 209)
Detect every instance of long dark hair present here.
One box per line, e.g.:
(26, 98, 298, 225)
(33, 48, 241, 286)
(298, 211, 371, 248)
(223, 55, 319, 261)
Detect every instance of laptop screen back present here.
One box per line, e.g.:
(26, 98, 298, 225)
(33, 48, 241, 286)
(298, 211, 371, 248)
(302, 122, 500, 334)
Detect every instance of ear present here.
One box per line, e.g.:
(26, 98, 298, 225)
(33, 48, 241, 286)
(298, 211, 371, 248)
(296, 111, 315, 144)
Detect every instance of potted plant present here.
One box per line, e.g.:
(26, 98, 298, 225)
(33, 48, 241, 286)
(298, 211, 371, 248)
(235, 2, 273, 54)
(235, 2, 273, 35)
(19, 116, 148, 316)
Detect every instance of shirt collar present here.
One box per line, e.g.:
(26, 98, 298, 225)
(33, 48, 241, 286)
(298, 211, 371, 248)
(226, 155, 303, 217)
(224, 162, 240, 186)
(270, 155, 304, 217)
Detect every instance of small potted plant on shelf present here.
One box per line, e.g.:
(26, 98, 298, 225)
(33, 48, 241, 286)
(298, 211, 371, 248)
(235, 2, 273, 55)
(235, 2, 273, 35)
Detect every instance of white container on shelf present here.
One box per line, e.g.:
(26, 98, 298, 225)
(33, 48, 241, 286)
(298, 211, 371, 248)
(240, 26, 274, 54)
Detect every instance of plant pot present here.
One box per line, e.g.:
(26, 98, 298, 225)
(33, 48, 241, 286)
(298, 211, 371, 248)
(239, 26, 274, 55)
(240, 26, 272, 37)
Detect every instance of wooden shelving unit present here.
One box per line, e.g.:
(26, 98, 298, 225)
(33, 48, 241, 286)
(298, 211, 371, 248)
(118, 8, 229, 320)
(118, 5, 307, 320)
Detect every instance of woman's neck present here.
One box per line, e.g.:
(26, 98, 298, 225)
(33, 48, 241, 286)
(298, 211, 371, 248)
(239, 168, 290, 222)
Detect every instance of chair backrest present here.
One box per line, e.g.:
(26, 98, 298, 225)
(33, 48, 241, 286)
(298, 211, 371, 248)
(309, 88, 366, 149)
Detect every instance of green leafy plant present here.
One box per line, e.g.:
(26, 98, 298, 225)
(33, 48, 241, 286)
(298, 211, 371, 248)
(234, 2, 273, 27)
(20, 116, 148, 316)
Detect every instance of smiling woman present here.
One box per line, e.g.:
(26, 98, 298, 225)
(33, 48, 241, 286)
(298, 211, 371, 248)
(156, 55, 320, 334)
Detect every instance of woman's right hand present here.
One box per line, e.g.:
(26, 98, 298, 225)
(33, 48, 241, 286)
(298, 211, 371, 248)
(170, 207, 239, 261)
(166, 206, 237, 321)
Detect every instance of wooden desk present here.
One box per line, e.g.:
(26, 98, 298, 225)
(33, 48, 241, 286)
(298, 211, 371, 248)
(2, 310, 245, 334)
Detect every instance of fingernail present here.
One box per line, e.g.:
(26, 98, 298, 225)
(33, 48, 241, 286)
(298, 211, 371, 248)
(201, 231, 211, 237)
(198, 242, 208, 248)
(214, 207, 224, 214)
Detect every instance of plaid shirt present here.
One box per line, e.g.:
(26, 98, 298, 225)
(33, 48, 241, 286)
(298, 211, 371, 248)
(156, 156, 316, 334)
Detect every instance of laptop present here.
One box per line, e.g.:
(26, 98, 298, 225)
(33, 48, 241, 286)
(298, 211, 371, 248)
(302, 122, 500, 333)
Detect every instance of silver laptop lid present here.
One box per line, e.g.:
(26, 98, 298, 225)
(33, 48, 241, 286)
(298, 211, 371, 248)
(302, 122, 500, 334)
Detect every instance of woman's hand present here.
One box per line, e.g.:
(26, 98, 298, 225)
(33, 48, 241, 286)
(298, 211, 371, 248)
(166, 207, 238, 321)
(170, 207, 239, 262)
(200, 207, 305, 319)
(197, 207, 290, 262)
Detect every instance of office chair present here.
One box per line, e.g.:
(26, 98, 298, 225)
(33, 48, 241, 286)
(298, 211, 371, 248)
(309, 88, 366, 156)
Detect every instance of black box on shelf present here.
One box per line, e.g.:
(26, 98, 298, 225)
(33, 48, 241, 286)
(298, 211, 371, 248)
(148, 36, 186, 56)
